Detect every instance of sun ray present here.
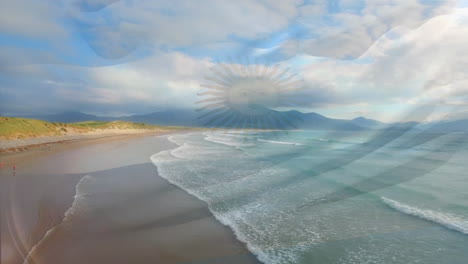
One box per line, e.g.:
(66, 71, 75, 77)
(197, 58, 304, 132)
(274, 74, 296, 85)
(264, 64, 281, 79)
(196, 102, 226, 112)
(271, 68, 291, 82)
(239, 58, 250, 77)
(217, 111, 238, 128)
(198, 107, 229, 120)
(230, 60, 244, 77)
(200, 84, 227, 91)
(197, 91, 225, 96)
(204, 76, 231, 86)
(220, 63, 237, 79)
(277, 80, 303, 89)
(253, 59, 261, 76)
(210, 67, 234, 82)
(260, 63, 269, 76)
(203, 109, 232, 127)
(195, 97, 226, 104)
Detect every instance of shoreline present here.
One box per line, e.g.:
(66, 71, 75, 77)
(0, 127, 271, 154)
(0, 129, 179, 154)
(1, 131, 261, 264)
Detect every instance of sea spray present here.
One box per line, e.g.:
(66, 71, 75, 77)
(382, 197, 468, 235)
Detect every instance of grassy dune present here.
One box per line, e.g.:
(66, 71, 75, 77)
(72, 120, 159, 130)
(0, 117, 164, 140)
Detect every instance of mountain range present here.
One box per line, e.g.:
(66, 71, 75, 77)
(10, 110, 468, 132)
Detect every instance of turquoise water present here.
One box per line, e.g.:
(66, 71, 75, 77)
(151, 130, 468, 264)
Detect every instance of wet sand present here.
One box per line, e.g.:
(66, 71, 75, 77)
(0, 132, 260, 264)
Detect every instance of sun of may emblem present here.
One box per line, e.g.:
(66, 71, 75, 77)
(196, 60, 303, 129)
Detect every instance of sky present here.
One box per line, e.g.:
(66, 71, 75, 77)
(1, 0, 468, 122)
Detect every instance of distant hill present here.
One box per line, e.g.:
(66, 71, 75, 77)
(123, 109, 379, 130)
(120, 110, 201, 126)
(419, 118, 468, 133)
(297, 112, 364, 130)
(7, 110, 468, 134)
(20, 111, 108, 123)
(351, 116, 385, 129)
(12, 109, 381, 130)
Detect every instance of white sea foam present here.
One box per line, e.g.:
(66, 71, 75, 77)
(150, 136, 311, 264)
(167, 134, 194, 146)
(213, 209, 308, 264)
(216, 131, 258, 138)
(204, 134, 255, 147)
(382, 197, 468, 235)
(62, 174, 96, 222)
(23, 174, 95, 264)
(169, 142, 230, 160)
(258, 139, 303, 146)
(152, 149, 309, 264)
(151, 132, 468, 264)
(222, 131, 259, 135)
(167, 135, 179, 145)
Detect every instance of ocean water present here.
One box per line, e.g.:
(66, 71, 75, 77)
(151, 129, 468, 264)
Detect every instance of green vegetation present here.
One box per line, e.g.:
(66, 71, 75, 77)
(73, 120, 159, 130)
(0, 117, 72, 139)
(0, 117, 165, 139)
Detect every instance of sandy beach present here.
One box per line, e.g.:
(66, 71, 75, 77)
(0, 127, 171, 153)
(0, 131, 260, 264)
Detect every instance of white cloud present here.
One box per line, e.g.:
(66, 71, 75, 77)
(285, 0, 457, 59)
(0, 0, 65, 37)
(2, 0, 467, 121)
(88, 52, 213, 108)
(294, 7, 468, 120)
(71, 0, 302, 59)
(0, 51, 214, 114)
(364, 9, 468, 104)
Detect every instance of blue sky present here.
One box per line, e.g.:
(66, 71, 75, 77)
(1, 0, 467, 121)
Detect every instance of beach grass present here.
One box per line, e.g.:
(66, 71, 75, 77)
(0, 117, 165, 139)
(0, 117, 72, 139)
(73, 120, 159, 130)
